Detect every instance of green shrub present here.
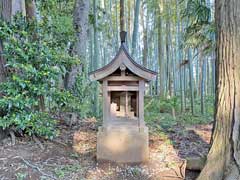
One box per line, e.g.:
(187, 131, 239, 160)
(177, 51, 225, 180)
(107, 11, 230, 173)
(0, 15, 76, 138)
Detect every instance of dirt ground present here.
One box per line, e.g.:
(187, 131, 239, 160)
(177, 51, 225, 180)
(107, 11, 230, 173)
(0, 118, 212, 180)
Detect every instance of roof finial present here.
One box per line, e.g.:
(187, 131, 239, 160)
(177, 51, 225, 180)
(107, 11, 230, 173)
(120, 31, 127, 43)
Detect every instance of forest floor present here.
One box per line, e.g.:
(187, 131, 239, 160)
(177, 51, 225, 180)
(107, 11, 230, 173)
(0, 118, 212, 180)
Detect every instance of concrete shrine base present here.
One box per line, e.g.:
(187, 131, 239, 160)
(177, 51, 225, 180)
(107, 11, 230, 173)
(96, 126, 149, 163)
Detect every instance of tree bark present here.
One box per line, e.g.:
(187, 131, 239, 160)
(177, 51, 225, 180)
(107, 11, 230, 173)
(0, 0, 12, 21)
(188, 49, 194, 115)
(197, 0, 240, 179)
(66, 0, 89, 89)
(176, 1, 184, 112)
(131, 0, 140, 58)
(120, 0, 124, 32)
(165, 0, 171, 97)
(25, 0, 46, 111)
(0, 0, 12, 83)
(0, 41, 6, 83)
(200, 57, 206, 115)
(127, 0, 132, 47)
(25, 0, 36, 21)
(0, 0, 26, 83)
(93, 0, 99, 117)
(158, 3, 164, 98)
(0, 0, 25, 139)
(141, 1, 148, 67)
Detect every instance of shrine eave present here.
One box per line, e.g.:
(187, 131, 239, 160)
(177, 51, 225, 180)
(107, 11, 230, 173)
(89, 43, 157, 82)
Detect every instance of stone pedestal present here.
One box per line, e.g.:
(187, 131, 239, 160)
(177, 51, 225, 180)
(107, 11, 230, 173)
(97, 126, 149, 163)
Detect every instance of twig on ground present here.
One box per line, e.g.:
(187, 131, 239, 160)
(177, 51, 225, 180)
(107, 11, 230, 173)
(14, 156, 57, 180)
(179, 159, 186, 178)
(33, 135, 45, 150)
(170, 166, 185, 180)
(50, 139, 68, 147)
(162, 175, 184, 179)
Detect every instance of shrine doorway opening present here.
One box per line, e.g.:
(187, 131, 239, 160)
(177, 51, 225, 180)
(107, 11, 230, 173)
(110, 91, 138, 120)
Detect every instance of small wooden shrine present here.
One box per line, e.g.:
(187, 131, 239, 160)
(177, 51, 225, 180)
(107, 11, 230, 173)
(89, 31, 157, 163)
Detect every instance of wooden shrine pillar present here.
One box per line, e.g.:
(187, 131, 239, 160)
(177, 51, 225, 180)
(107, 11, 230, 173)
(138, 80, 145, 127)
(102, 80, 109, 127)
(125, 91, 128, 117)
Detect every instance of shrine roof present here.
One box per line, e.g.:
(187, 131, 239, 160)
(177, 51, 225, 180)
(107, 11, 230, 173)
(89, 43, 157, 82)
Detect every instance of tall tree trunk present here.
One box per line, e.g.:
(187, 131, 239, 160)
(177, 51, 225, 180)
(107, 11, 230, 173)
(197, 0, 240, 179)
(131, 0, 140, 58)
(25, 0, 46, 111)
(188, 49, 194, 115)
(165, 0, 171, 97)
(158, 3, 164, 98)
(114, 0, 119, 51)
(200, 57, 206, 115)
(0, 0, 25, 139)
(211, 53, 215, 95)
(0, 0, 12, 21)
(0, 0, 12, 83)
(141, 1, 148, 67)
(127, 0, 131, 47)
(66, 0, 89, 89)
(120, 0, 124, 32)
(0, 42, 6, 83)
(93, 0, 99, 117)
(25, 0, 36, 21)
(176, 1, 184, 112)
(108, 0, 116, 55)
(0, 0, 26, 83)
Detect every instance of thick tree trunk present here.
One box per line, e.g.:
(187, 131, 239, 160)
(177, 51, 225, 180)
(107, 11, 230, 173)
(0, 0, 12, 83)
(12, 0, 26, 16)
(66, 0, 89, 89)
(197, 0, 240, 179)
(25, 0, 36, 21)
(0, 0, 12, 21)
(0, 0, 25, 139)
(1, 0, 26, 83)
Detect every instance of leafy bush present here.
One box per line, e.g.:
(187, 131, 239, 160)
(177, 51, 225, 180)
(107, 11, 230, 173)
(0, 15, 77, 138)
(145, 97, 177, 131)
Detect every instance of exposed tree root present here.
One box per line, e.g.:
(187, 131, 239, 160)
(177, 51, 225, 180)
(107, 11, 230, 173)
(50, 139, 68, 147)
(14, 156, 57, 180)
(33, 135, 45, 150)
(179, 159, 187, 178)
(9, 130, 16, 145)
(161, 175, 184, 179)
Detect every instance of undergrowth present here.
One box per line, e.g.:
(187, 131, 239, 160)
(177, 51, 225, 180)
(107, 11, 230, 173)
(145, 96, 213, 133)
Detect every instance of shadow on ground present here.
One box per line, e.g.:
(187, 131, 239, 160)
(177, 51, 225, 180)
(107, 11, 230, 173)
(0, 118, 212, 180)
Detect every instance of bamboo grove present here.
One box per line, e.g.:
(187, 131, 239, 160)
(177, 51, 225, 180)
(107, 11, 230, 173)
(86, 0, 215, 117)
